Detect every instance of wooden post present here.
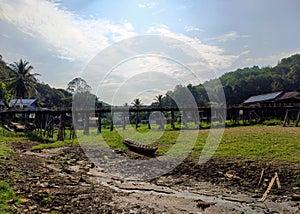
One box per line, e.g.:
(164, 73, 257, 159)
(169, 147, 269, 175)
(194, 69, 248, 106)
(182, 111, 188, 129)
(83, 112, 89, 135)
(135, 111, 139, 130)
(147, 111, 151, 129)
(110, 111, 114, 132)
(295, 110, 300, 127)
(122, 111, 126, 130)
(43, 114, 49, 137)
(158, 110, 165, 130)
(283, 109, 289, 127)
(57, 113, 66, 141)
(97, 113, 102, 133)
(171, 110, 175, 129)
(39, 113, 43, 136)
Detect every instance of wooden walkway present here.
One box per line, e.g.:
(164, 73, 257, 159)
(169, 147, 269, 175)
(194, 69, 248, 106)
(0, 105, 299, 141)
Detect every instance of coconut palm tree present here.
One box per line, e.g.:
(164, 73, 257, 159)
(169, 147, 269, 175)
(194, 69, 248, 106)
(154, 94, 163, 107)
(8, 59, 39, 99)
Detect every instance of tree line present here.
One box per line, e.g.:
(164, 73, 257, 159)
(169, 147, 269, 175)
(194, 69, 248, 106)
(152, 54, 300, 106)
(1, 53, 300, 108)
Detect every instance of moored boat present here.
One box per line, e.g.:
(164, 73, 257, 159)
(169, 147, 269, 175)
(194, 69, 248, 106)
(123, 138, 158, 155)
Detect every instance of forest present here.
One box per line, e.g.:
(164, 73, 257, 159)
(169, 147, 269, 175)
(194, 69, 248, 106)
(0, 53, 300, 108)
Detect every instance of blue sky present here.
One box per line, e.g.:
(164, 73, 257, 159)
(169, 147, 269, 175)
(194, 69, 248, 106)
(1, 0, 300, 104)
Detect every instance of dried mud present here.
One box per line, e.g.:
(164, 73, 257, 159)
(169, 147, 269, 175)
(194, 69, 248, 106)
(0, 141, 299, 213)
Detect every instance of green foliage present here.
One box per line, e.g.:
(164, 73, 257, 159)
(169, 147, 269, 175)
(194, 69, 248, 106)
(36, 83, 72, 108)
(7, 59, 39, 98)
(155, 54, 300, 106)
(262, 119, 283, 126)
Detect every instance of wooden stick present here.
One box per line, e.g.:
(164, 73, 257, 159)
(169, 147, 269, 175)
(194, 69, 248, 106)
(275, 172, 281, 189)
(261, 173, 277, 202)
(257, 168, 264, 187)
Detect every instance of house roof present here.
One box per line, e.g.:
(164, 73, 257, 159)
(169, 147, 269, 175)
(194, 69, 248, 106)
(244, 91, 283, 104)
(10, 99, 37, 106)
(276, 91, 300, 101)
(0, 100, 8, 107)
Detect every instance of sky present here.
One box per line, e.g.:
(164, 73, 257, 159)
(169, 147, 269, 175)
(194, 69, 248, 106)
(1, 0, 300, 105)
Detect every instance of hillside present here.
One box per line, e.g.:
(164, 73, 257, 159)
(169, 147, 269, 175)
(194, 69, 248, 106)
(219, 54, 300, 104)
(157, 54, 300, 106)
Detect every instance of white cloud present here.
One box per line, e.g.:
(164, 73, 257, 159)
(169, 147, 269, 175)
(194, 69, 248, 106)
(0, 0, 137, 62)
(147, 24, 239, 71)
(244, 49, 300, 66)
(138, 2, 157, 9)
(205, 31, 249, 43)
(184, 25, 203, 32)
(0, 33, 9, 38)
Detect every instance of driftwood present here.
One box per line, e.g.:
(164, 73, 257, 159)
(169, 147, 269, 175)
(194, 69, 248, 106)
(196, 200, 216, 209)
(291, 194, 300, 201)
(257, 168, 264, 187)
(261, 172, 281, 202)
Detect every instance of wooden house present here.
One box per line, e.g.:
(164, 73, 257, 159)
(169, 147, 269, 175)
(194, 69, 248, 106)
(275, 91, 300, 107)
(243, 91, 283, 107)
(0, 100, 9, 110)
(9, 99, 39, 109)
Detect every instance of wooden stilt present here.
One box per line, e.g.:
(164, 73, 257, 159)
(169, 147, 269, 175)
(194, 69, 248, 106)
(283, 109, 289, 127)
(97, 113, 102, 133)
(83, 112, 89, 135)
(295, 109, 300, 127)
(110, 112, 114, 132)
(135, 111, 138, 130)
(122, 111, 126, 130)
(171, 110, 175, 129)
(147, 111, 151, 129)
(57, 113, 66, 141)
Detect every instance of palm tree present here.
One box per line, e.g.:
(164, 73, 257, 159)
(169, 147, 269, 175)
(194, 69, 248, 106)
(154, 94, 163, 107)
(131, 98, 142, 129)
(8, 59, 39, 99)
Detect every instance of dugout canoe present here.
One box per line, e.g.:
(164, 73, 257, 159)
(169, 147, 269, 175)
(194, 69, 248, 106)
(124, 138, 158, 155)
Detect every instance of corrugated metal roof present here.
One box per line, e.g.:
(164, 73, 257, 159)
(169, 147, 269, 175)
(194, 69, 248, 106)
(10, 99, 36, 106)
(0, 100, 8, 107)
(244, 91, 283, 104)
(276, 91, 300, 100)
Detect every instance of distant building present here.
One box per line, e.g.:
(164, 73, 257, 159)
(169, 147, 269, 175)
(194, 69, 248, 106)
(9, 99, 39, 109)
(243, 90, 300, 107)
(243, 91, 283, 107)
(0, 100, 9, 110)
(275, 91, 300, 107)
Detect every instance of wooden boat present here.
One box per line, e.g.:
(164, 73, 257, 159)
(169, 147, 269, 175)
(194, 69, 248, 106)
(124, 138, 158, 155)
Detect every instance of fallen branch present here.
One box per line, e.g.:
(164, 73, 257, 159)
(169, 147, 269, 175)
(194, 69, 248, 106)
(275, 172, 281, 189)
(261, 173, 281, 202)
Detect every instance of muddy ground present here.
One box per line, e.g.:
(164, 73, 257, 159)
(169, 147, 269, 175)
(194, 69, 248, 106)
(1, 141, 299, 213)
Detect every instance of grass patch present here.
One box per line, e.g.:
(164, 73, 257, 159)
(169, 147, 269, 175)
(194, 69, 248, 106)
(0, 181, 20, 213)
(76, 125, 300, 163)
(31, 138, 78, 150)
(0, 143, 12, 160)
(1, 124, 299, 163)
